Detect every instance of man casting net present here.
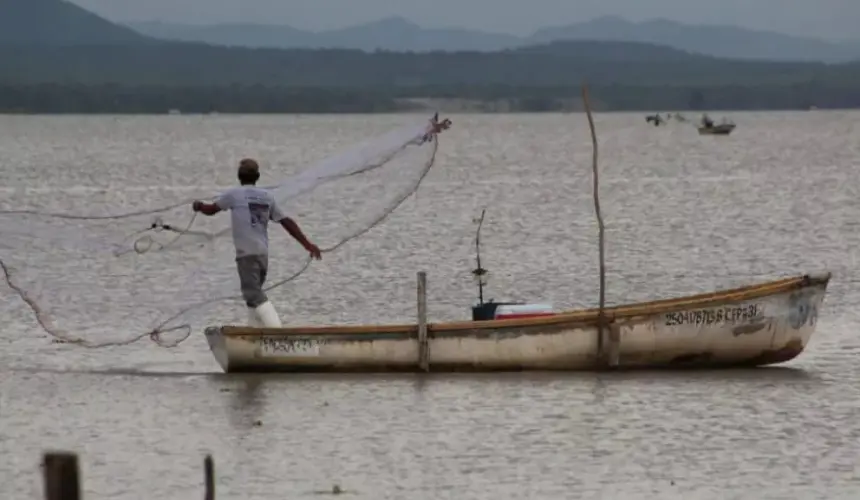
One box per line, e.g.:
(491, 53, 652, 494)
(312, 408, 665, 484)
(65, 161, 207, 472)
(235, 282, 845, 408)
(0, 114, 452, 349)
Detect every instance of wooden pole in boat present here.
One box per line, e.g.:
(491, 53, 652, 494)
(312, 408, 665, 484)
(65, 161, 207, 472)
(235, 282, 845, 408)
(581, 83, 617, 368)
(417, 271, 429, 371)
(203, 454, 215, 500)
(42, 451, 81, 500)
(473, 208, 488, 305)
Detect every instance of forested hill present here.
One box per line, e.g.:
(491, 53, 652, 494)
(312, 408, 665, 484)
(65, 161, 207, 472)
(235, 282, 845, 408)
(2, 40, 857, 87)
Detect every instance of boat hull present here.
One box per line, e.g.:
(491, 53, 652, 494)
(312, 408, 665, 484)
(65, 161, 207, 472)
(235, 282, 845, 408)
(204, 273, 829, 373)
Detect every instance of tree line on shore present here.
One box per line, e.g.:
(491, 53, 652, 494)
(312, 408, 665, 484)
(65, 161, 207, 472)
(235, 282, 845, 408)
(1, 42, 858, 113)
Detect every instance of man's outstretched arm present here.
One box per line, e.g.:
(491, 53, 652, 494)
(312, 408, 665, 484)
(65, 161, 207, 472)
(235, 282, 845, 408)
(279, 217, 322, 260)
(193, 191, 233, 216)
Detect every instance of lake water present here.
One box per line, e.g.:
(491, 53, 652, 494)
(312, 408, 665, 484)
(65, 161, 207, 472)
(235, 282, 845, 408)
(1, 112, 859, 499)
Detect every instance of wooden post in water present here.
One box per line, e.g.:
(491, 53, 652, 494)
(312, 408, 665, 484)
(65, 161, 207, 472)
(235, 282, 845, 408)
(42, 452, 81, 500)
(203, 455, 215, 500)
(581, 84, 618, 368)
(417, 271, 429, 371)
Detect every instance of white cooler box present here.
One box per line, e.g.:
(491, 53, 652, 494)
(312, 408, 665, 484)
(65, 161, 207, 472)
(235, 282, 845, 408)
(494, 304, 555, 320)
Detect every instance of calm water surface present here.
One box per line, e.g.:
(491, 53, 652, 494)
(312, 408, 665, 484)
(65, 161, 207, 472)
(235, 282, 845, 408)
(1, 112, 859, 499)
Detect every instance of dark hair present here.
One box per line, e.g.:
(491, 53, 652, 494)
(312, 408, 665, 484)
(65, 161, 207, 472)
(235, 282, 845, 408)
(237, 158, 260, 185)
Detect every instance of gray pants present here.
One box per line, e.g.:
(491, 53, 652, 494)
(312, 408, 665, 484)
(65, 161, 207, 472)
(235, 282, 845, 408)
(236, 254, 269, 308)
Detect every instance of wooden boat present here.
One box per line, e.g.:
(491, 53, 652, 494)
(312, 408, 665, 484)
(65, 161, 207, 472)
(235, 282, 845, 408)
(203, 99, 826, 374)
(204, 272, 830, 373)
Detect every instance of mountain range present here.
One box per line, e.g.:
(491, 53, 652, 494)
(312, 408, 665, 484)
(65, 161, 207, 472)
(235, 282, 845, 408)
(126, 15, 860, 63)
(1, 0, 858, 64)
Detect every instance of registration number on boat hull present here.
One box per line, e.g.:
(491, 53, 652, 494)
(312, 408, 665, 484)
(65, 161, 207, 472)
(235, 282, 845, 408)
(257, 337, 324, 357)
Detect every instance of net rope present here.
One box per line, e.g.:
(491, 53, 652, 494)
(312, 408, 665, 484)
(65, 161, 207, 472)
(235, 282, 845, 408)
(0, 114, 451, 349)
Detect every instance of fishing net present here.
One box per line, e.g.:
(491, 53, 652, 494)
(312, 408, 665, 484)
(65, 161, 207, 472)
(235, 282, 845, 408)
(0, 114, 451, 349)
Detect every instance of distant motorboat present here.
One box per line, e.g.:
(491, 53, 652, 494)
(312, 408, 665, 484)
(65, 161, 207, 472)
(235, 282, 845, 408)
(697, 114, 736, 135)
(698, 123, 736, 135)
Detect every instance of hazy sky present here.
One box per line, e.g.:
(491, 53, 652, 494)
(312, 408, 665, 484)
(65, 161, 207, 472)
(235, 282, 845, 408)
(70, 0, 859, 41)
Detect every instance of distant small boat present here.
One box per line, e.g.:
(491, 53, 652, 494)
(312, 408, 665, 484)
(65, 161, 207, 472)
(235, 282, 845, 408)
(698, 123, 736, 135)
(697, 114, 736, 135)
(645, 114, 665, 126)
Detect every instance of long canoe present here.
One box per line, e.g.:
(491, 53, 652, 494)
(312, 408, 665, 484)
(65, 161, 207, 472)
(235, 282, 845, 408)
(204, 272, 830, 373)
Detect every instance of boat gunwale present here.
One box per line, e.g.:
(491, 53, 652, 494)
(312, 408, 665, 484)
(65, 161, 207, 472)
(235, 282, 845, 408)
(218, 272, 830, 338)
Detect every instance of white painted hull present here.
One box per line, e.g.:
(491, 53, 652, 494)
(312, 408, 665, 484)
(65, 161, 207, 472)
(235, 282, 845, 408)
(204, 273, 829, 373)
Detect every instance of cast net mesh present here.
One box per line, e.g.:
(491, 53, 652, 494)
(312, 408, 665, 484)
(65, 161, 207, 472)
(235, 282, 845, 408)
(0, 114, 451, 348)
